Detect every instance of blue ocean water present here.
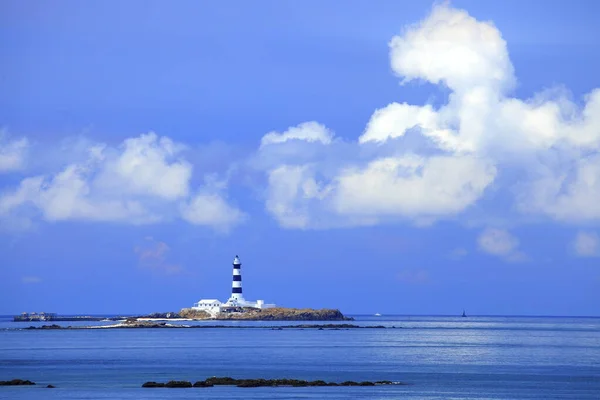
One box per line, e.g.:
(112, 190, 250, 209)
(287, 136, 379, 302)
(1, 315, 599, 399)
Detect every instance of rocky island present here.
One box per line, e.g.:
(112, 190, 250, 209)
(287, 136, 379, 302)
(14, 308, 353, 327)
(136, 307, 352, 321)
(177, 307, 352, 321)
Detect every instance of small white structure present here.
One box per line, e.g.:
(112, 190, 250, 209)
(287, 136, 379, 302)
(192, 255, 275, 316)
(192, 299, 223, 316)
(224, 298, 276, 309)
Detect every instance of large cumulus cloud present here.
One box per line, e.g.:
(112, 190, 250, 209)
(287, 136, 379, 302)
(258, 3, 600, 229)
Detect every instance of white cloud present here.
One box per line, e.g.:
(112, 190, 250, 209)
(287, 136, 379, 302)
(180, 173, 246, 231)
(573, 231, 600, 257)
(0, 133, 243, 231)
(3, 3, 600, 236)
(262, 150, 496, 229)
(478, 228, 526, 262)
(265, 164, 339, 229)
(389, 4, 514, 93)
(95, 133, 192, 200)
(258, 3, 600, 229)
(518, 154, 600, 222)
(332, 155, 495, 218)
(181, 192, 246, 232)
(361, 4, 600, 158)
(0, 135, 28, 172)
(260, 121, 334, 148)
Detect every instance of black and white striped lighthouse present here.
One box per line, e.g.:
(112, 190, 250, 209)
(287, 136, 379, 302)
(230, 255, 243, 303)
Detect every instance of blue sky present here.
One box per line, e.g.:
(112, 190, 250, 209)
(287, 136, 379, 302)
(1, 0, 599, 316)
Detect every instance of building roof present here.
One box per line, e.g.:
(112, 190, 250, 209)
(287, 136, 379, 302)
(198, 299, 221, 304)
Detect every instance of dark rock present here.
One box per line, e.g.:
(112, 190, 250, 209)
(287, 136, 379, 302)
(24, 324, 62, 330)
(142, 381, 165, 388)
(46, 384, 55, 388)
(236, 379, 264, 387)
(142, 377, 404, 388)
(123, 320, 172, 328)
(192, 381, 214, 387)
(0, 379, 35, 386)
(287, 324, 364, 329)
(164, 380, 192, 388)
(275, 379, 309, 387)
(204, 376, 238, 385)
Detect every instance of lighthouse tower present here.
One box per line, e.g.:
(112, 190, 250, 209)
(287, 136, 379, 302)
(193, 254, 276, 312)
(227, 255, 245, 306)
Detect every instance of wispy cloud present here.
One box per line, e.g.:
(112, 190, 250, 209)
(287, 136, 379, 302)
(0, 132, 28, 173)
(449, 247, 468, 260)
(396, 269, 430, 284)
(478, 228, 527, 263)
(573, 231, 600, 258)
(134, 237, 183, 275)
(21, 276, 41, 284)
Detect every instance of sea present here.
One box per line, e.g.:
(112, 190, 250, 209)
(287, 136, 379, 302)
(1, 315, 599, 399)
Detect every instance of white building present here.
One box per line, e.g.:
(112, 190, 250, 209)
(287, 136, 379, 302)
(192, 255, 275, 316)
(192, 299, 223, 316)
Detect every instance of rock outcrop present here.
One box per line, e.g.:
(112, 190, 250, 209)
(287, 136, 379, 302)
(122, 320, 182, 328)
(25, 324, 62, 330)
(0, 379, 35, 386)
(178, 308, 211, 319)
(142, 380, 193, 388)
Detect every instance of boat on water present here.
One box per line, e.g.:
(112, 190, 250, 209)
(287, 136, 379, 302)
(374, 313, 382, 317)
(462, 310, 467, 318)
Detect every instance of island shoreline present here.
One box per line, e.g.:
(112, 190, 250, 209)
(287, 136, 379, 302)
(19, 323, 392, 330)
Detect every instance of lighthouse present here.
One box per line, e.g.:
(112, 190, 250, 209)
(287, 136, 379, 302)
(193, 255, 276, 313)
(230, 255, 244, 304)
